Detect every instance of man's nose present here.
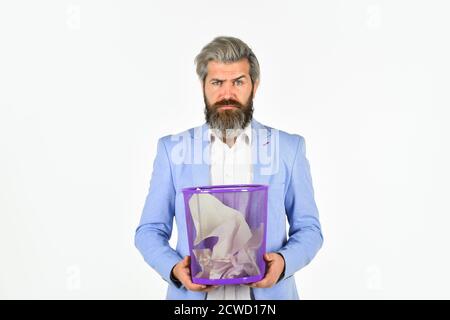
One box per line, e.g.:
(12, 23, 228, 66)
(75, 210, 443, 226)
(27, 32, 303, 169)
(220, 82, 236, 100)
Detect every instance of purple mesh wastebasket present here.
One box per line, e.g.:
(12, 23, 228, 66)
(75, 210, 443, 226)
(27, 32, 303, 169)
(182, 184, 268, 285)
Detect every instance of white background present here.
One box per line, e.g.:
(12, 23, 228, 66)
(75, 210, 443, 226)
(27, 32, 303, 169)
(1, 0, 449, 299)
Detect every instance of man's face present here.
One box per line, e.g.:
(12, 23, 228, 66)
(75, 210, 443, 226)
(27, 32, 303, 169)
(203, 59, 259, 135)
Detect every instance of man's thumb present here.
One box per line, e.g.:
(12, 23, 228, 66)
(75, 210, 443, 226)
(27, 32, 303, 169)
(265, 252, 276, 261)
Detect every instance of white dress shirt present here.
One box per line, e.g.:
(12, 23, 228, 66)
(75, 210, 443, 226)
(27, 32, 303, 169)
(206, 124, 253, 300)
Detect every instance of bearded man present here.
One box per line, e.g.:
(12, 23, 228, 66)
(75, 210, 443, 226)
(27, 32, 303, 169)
(135, 36, 323, 300)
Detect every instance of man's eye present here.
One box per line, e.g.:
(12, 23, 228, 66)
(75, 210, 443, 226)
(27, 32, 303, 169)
(234, 80, 243, 86)
(212, 81, 221, 86)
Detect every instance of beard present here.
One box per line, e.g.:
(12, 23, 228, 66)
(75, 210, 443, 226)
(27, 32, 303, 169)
(203, 89, 254, 140)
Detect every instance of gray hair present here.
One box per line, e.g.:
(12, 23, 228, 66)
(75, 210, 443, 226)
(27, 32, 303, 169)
(195, 36, 260, 84)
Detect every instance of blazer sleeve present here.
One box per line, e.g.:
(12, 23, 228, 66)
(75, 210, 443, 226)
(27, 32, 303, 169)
(134, 137, 182, 286)
(278, 135, 324, 279)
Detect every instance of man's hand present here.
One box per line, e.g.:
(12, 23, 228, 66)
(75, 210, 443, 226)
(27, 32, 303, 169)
(248, 252, 285, 288)
(172, 256, 218, 292)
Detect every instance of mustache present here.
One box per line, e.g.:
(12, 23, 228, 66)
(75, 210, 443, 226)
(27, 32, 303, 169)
(212, 99, 244, 109)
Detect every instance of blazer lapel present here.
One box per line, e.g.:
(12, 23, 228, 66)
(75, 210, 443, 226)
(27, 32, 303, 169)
(190, 122, 211, 187)
(251, 119, 273, 186)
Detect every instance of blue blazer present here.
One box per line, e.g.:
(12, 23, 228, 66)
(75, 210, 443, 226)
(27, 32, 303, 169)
(135, 119, 323, 300)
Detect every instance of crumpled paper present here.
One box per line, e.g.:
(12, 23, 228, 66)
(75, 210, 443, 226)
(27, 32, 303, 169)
(188, 193, 263, 279)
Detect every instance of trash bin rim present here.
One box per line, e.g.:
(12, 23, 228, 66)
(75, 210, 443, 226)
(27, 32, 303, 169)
(182, 184, 268, 194)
